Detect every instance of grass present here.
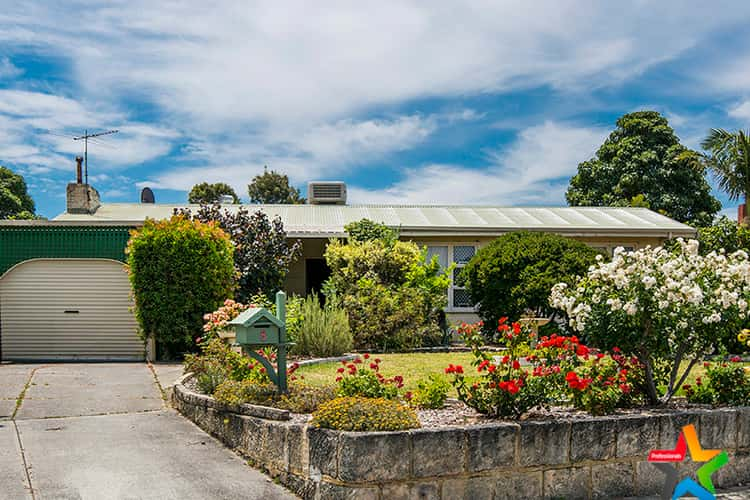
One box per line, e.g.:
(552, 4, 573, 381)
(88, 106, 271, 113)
(296, 352, 749, 398)
(297, 352, 475, 395)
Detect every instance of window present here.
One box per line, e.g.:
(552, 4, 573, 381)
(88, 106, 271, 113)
(426, 244, 477, 311)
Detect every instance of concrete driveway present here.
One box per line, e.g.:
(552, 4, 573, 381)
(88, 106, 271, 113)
(0, 363, 296, 500)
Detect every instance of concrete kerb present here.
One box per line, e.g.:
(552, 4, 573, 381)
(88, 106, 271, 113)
(172, 376, 750, 499)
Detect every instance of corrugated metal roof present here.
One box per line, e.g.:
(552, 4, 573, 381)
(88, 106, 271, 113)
(49, 203, 696, 238)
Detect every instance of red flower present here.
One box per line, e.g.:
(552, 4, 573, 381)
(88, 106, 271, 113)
(487, 364, 496, 373)
(512, 360, 521, 370)
(353, 358, 363, 364)
(445, 364, 464, 374)
(370, 363, 379, 370)
(512, 322, 521, 335)
(612, 346, 621, 353)
(337, 367, 345, 373)
(374, 358, 382, 364)
(730, 356, 742, 363)
(576, 345, 589, 356)
(498, 316, 508, 324)
(363, 353, 370, 359)
(502, 355, 510, 364)
(565, 371, 578, 382)
(478, 360, 490, 371)
(335, 376, 342, 382)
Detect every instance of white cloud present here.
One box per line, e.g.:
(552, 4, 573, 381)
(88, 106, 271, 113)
(2, 2, 750, 213)
(0, 89, 177, 170)
(0, 57, 22, 79)
(729, 101, 750, 121)
(142, 113, 441, 192)
(2, 1, 748, 126)
(349, 121, 608, 205)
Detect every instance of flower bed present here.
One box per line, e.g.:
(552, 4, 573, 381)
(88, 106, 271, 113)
(173, 376, 750, 499)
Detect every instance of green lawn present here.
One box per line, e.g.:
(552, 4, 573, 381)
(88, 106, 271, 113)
(297, 352, 474, 394)
(296, 352, 745, 398)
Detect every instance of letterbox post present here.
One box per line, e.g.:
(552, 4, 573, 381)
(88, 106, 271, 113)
(276, 291, 288, 393)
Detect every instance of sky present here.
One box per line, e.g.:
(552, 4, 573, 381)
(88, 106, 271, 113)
(1, 1, 750, 219)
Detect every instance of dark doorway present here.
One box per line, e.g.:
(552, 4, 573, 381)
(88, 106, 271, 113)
(305, 259, 331, 298)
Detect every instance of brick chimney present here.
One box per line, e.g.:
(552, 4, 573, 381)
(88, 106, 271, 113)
(66, 156, 101, 214)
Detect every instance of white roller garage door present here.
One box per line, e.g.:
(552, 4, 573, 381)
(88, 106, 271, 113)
(0, 259, 144, 361)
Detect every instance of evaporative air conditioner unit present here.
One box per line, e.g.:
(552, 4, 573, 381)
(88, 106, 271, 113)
(307, 181, 347, 205)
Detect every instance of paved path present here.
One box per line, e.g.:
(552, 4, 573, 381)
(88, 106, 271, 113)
(0, 363, 296, 500)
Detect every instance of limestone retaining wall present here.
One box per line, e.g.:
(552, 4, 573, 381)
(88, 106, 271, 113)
(173, 380, 750, 499)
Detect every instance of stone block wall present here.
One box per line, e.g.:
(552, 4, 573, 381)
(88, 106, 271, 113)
(173, 381, 750, 499)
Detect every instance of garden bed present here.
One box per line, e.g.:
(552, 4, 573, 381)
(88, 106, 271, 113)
(174, 373, 750, 499)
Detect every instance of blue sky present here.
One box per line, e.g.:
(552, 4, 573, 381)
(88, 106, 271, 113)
(1, 1, 750, 219)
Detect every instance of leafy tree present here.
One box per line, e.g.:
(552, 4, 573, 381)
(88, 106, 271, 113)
(696, 216, 750, 254)
(188, 182, 239, 204)
(566, 111, 720, 226)
(126, 215, 235, 358)
(702, 128, 750, 225)
(247, 167, 305, 204)
(0, 166, 36, 219)
(177, 204, 302, 302)
(344, 218, 398, 243)
(463, 231, 600, 333)
(325, 236, 451, 350)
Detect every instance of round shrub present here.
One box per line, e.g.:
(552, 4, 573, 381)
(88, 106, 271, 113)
(127, 215, 235, 358)
(463, 231, 599, 334)
(312, 397, 420, 431)
(325, 236, 450, 350)
(411, 374, 450, 409)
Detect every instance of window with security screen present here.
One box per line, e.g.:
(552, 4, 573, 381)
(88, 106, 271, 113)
(425, 244, 477, 311)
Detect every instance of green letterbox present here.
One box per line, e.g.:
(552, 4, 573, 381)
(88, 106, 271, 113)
(228, 292, 291, 393)
(230, 308, 282, 345)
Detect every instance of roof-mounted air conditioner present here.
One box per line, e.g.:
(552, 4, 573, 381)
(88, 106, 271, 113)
(307, 181, 347, 205)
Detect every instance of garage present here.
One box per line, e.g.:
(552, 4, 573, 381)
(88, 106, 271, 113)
(0, 258, 143, 361)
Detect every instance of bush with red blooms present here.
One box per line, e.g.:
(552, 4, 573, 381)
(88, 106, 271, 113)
(447, 317, 556, 418)
(683, 357, 750, 406)
(335, 354, 404, 400)
(448, 316, 645, 418)
(564, 353, 641, 415)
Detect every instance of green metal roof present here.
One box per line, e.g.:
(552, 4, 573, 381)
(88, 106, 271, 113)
(52, 203, 696, 238)
(229, 307, 283, 328)
(0, 225, 133, 276)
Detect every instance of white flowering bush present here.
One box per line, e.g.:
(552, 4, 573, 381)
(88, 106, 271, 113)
(550, 239, 750, 404)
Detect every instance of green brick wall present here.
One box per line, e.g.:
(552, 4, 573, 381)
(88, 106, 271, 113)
(0, 226, 134, 276)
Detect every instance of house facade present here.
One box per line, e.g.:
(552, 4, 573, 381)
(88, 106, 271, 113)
(0, 178, 696, 361)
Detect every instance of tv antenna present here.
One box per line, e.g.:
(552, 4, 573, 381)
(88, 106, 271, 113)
(73, 129, 119, 184)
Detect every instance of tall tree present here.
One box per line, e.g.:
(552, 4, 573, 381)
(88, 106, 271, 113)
(247, 167, 305, 204)
(702, 128, 750, 225)
(188, 182, 239, 204)
(176, 204, 301, 302)
(566, 111, 720, 226)
(0, 166, 35, 219)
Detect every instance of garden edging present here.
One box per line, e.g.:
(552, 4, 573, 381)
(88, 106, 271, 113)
(173, 377, 750, 499)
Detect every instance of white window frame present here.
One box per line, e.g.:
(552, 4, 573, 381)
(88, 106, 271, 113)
(424, 242, 480, 313)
